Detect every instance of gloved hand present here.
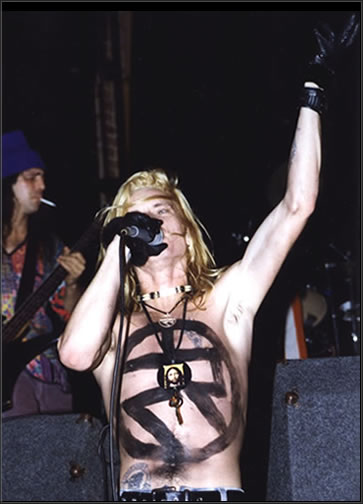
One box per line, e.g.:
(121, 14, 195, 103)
(101, 211, 168, 267)
(126, 234, 168, 266)
(307, 13, 360, 90)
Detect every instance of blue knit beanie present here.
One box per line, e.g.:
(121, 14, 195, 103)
(2, 130, 46, 179)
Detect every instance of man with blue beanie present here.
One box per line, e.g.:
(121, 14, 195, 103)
(2, 130, 86, 417)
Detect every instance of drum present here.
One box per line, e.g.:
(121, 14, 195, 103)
(301, 286, 328, 328)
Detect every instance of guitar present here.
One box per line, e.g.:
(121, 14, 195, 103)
(2, 220, 101, 412)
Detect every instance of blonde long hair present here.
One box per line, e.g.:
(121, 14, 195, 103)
(97, 168, 223, 313)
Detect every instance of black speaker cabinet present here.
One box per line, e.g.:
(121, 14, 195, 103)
(266, 356, 360, 502)
(2, 413, 107, 501)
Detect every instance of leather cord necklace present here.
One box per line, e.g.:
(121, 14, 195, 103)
(142, 296, 185, 328)
(140, 296, 191, 425)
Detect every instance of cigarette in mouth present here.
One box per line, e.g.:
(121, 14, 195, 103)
(40, 198, 57, 207)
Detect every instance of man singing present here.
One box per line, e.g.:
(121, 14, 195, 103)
(58, 14, 359, 502)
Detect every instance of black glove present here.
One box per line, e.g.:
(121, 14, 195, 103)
(101, 211, 168, 267)
(307, 13, 360, 90)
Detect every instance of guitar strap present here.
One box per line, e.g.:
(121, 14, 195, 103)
(15, 233, 39, 312)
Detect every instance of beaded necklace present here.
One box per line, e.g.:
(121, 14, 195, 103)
(136, 284, 192, 302)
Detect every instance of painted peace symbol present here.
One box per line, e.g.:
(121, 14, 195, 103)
(119, 319, 243, 466)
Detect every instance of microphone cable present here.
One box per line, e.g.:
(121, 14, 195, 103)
(108, 234, 131, 501)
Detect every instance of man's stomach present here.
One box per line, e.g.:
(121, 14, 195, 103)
(117, 393, 245, 490)
(119, 447, 243, 490)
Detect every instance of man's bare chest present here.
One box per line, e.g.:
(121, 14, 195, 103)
(118, 314, 246, 463)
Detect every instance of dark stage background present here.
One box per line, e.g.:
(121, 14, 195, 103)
(2, 7, 361, 500)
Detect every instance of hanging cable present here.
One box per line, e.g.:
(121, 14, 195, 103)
(108, 234, 129, 501)
(97, 423, 111, 501)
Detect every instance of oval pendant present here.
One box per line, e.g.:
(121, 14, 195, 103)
(158, 316, 176, 328)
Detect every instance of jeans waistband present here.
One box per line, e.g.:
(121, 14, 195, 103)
(119, 487, 246, 502)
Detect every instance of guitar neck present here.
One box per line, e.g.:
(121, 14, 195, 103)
(3, 220, 101, 344)
(3, 264, 68, 343)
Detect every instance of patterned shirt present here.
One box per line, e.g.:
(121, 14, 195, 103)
(2, 235, 71, 389)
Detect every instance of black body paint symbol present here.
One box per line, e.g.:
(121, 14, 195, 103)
(119, 319, 242, 466)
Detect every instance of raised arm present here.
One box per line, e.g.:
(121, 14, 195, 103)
(58, 236, 121, 371)
(219, 98, 321, 317)
(217, 13, 360, 319)
(58, 211, 166, 371)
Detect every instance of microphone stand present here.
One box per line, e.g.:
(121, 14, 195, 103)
(344, 259, 360, 355)
(323, 261, 341, 356)
(328, 244, 360, 356)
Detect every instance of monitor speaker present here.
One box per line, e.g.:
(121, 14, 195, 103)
(266, 356, 360, 501)
(2, 413, 108, 501)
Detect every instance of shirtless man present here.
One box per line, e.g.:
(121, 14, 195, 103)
(58, 15, 359, 502)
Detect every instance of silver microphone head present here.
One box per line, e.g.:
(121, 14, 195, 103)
(149, 230, 164, 246)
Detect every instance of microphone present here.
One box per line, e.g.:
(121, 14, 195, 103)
(101, 211, 166, 250)
(101, 212, 168, 266)
(121, 225, 164, 246)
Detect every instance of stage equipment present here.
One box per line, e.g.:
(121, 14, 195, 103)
(266, 356, 360, 501)
(2, 413, 107, 501)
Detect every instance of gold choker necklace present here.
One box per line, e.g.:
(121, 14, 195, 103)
(136, 285, 192, 302)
